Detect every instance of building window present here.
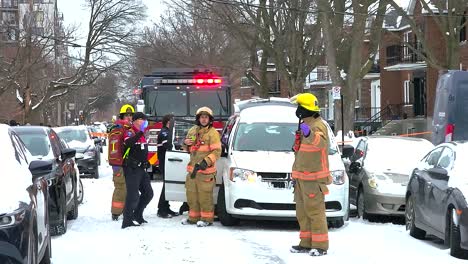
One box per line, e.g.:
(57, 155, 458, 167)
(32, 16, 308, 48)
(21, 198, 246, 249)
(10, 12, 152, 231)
(403, 31, 412, 60)
(34, 11, 44, 26)
(2, 0, 17, 8)
(240, 77, 253, 88)
(317, 67, 329, 81)
(461, 14, 467, 42)
(404, 80, 410, 104)
(6, 28, 17, 41)
(2, 11, 16, 25)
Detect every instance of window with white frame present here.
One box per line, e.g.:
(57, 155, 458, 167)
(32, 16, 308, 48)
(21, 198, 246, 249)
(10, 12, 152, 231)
(403, 31, 412, 60)
(404, 80, 410, 104)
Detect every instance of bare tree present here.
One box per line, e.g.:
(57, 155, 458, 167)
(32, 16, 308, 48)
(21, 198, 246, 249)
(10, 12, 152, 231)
(0, 0, 146, 123)
(318, 0, 387, 132)
(388, 0, 468, 70)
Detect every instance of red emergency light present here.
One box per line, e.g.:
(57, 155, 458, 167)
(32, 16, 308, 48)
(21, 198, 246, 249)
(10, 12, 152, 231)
(194, 78, 222, 85)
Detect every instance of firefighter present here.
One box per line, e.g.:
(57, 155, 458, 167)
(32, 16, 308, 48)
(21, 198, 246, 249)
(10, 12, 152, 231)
(290, 93, 331, 257)
(156, 114, 179, 218)
(121, 112, 154, 228)
(181, 107, 221, 227)
(110, 104, 134, 221)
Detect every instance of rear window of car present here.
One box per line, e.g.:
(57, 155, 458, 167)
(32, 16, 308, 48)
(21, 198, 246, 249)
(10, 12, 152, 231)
(16, 132, 51, 158)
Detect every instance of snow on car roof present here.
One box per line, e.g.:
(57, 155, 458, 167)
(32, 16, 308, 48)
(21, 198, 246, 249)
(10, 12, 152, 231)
(238, 105, 297, 124)
(0, 124, 33, 214)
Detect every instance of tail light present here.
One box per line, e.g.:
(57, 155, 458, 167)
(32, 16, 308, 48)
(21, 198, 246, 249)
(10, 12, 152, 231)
(445, 123, 454, 142)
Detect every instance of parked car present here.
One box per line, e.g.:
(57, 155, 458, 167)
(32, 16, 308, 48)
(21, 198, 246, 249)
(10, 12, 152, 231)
(164, 98, 353, 228)
(87, 126, 103, 153)
(13, 126, 80, 236)
(54, 126, 101, 178)
(0, 124, 51, 264)
(347, 136, 433, 220)
(406, 141, 468, 259)
(92, 122, 107, 146)
(432, 70, 468, 145)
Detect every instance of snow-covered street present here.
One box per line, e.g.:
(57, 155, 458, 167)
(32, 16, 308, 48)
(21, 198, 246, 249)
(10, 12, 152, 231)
(50, 159, 466, 264)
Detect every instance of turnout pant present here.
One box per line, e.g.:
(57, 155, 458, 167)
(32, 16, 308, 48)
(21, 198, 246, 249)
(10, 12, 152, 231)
(185, 172, 216, 223)
(294, 179, 329, 250)
(122, 166, 154, 223)
(111, 166, 126, 216)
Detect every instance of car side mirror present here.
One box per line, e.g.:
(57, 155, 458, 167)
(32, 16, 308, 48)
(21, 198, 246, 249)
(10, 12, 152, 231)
(29, 160, 53, 179)
(94, 138, 101, 144)
(174, 142, 183, 150)
(61, 148, 76, 160)
(428, 167, 449, 180)
(340, 145, 354, 159)
(349, 161, 362, 173)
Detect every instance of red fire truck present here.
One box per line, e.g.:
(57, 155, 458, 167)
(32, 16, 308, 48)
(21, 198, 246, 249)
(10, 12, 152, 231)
(136, 68, 232, 172)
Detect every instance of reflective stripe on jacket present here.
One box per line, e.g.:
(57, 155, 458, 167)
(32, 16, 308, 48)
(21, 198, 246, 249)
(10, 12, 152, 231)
(292, 117, 330, 183)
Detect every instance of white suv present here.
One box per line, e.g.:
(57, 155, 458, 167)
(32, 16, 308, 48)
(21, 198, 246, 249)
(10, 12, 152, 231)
(165, 98, 350, 227)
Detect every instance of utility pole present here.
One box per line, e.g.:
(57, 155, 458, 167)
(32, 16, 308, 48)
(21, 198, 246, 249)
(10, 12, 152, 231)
(22, 0, 33, 124)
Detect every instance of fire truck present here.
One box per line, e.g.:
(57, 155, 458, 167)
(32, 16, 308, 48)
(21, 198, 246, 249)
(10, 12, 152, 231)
(136, 68, 232, 173)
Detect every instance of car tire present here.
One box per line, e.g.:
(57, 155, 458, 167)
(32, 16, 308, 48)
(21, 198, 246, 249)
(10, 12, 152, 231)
(77, 178, 84, 204)
(216, 185, 240, 226)
(449, 208, 468, 259)
(94, 166, 100, 179)
(51, 186, 68, 236)
(329, 218, 345, 228)
(357, 188, 368, 220)
(406, 195, 426, 239)
(28, 227, 37, 264)
(67, 181, 79, 220)
(39, 237, 51, 264)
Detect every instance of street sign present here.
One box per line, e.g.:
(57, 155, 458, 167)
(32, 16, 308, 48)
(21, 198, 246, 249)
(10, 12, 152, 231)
(332, 86, 341, 100)
(68, 103, 75, 110)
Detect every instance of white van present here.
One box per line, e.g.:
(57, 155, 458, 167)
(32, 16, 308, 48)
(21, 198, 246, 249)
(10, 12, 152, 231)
(164, 98, 350, 227)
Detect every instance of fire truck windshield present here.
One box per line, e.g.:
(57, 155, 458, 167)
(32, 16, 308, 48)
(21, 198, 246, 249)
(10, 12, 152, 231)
(145, 89, 229, 117)
(189, 90, 228, 116)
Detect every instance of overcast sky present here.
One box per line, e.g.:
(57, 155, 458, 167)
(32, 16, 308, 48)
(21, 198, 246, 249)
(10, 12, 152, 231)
(57, 0, 164, 45)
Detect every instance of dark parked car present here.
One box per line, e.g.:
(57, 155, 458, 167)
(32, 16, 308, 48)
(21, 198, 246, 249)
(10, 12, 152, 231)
(13, 126, 79, 236)
(0, 125, 51, 263)
(406, 141, 468, 259)
(432, 70, 468, 145)
(347, 136, 433, 220)
(54, 126, 101, 178)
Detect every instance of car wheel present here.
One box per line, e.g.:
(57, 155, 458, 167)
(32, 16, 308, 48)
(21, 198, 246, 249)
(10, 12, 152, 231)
(94, 166, 100, 179)
(39, 236, 51, 264)
(67, 181, 79, 220)
(406, 195, 426, 239)
(28, 228, 37, 264)
(51, 186, 68, 236)
(216, 185, 240, 226)
(357, 188, 368, 220)
(449, 208, 468, 259)
(329, 218, 345, 228)
(77, 178, 84, 204)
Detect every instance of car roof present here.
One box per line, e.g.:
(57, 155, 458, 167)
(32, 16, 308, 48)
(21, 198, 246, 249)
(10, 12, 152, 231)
(12, 126, 50, 135)
(234, 97, 294, 112)
(238, 104, 297, 124)
(365, 136, 431, 143)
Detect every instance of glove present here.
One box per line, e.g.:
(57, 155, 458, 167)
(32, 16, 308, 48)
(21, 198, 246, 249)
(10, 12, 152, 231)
(140, 120, 148, 131)
(198, 159, 208, 170)
(300, 123, 310, 137)
(190, 164, 201, 179)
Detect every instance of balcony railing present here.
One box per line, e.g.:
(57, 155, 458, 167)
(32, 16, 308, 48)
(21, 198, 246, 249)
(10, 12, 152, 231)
(386, 42, 425, 66)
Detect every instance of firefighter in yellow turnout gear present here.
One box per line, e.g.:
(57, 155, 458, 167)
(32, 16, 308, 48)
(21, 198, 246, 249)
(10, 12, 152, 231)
(290, 93, 331, 257)
(110, 104, 134, 221)
(182, 107, 221, 227)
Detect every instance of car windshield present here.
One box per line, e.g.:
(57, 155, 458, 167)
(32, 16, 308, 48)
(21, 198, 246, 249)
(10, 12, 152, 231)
(56, 129, 89, 144)
(16, 132, 51, 158)
(233, 122, 338, 153)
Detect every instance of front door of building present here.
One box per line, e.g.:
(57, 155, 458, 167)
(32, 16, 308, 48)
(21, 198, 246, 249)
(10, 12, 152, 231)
(413, 77, 426, 116)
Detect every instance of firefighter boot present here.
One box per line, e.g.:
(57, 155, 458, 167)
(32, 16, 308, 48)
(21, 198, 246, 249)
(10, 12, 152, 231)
(179, 202, 189, 215)
(168, 209, 179, 217)
(181, 218, 197, 225)
(196, 220, 212, 227)
(112, 214, 120, 221)
(309, 248, 327, 257)
(157, 210, 173, 219)
(290, 245, 310, 253)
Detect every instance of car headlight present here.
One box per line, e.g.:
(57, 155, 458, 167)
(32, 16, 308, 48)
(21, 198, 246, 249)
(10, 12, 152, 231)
(368, 173, 386, 189)
(331, 170, 346, 185)
(0, 207, 26, 227)
(230, 168, 257, 183)
(84, 150, 95, 158)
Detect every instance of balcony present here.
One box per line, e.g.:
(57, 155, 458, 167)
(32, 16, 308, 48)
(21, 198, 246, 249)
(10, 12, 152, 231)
(386, 42, 425, 66)
(1, 0, 18, 9)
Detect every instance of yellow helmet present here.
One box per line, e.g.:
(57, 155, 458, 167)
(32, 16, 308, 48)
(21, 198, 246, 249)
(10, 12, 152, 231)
(290, 93, 320, 112)
(119, 104, 135, 114)
(196, 106, 213, 117)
